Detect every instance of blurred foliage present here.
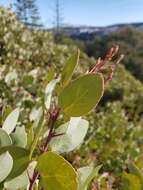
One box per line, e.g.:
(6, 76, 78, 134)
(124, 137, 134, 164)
(75, 27, 143, 82)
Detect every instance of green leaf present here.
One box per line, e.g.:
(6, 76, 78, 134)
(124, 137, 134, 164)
(37, 151, 78, 190)
(122, 172, 141, 190)
(0, 146, 30, 180)
(0, 152, 13, 183)
(45, 78, 60, 110)
(61, 49, 80, 87)
(78, 165, 101, 190)
(4, 171, 29, 190)
(128, 162, 143, 188)
(50, 117, 89, 153)
(2, 108, 20, 135)
(10, 126, 27, 148)
(59, 73, 104, 116)
(0, 128, 12, 147)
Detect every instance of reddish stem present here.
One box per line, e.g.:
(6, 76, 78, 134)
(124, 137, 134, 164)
(28, 172, 39, 190)
(28, 108, 60, 190)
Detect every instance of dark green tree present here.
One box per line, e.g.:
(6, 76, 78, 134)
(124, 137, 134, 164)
(15, 0, 41, 27)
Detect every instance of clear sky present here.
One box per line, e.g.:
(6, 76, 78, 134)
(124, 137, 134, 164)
(0, 0, 143, 27)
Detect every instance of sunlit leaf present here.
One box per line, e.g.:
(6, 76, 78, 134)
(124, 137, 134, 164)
(4, 171, 29, 190)
(0, 128, 12, 147)
(0, 146, 30, 180)
(59, 74, 104, 116)
(10, 126, 27, 148)
(61, 49, 80, 87)
(45, 78, 60, 110)
(50, 117, 89, 153)
(0, 152, 13, 183)
(37, 151, 78, 190)
(2, 108, 20, 135)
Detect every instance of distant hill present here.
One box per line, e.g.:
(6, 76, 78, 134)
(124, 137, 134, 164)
(58, 22, 143, 40)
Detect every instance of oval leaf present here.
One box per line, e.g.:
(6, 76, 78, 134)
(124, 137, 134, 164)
(59, 74, 104, 116)
(0, 146, 30, 180)
(2, 108, 20, 135)
(10, 126, 27, 148)
(0, 152, 13, 183)
(0, 128, 12, 147)
(37, 151, 78, 190)
(61, 49, 80, 87)
(4, 171, 29, 190)
(50, 117, 89, 153)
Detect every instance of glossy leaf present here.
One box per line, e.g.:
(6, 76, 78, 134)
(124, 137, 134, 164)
(59, 74, 104, 116)
(0, 128, 12, 147)
(50, 117, 89, 153)
(61, 49, 80, 87)
(78, 165, 101, 190)
(37, 151, 78, 190)
(0, 146, 30, 180)
(10, 126, 27, 148)
(0, 152, 13, 183)
(4, 171, 29, 190)
(2, 108, 20, 135)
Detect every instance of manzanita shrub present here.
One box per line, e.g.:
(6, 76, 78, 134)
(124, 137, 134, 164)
(1, 7, 143, 190)
(0, 46, 125, 190)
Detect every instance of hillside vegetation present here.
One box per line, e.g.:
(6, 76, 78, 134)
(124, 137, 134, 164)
(0, 7, 143, 190)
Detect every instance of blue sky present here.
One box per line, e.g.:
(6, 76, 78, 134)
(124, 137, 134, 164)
(1, 0, 143, 27)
